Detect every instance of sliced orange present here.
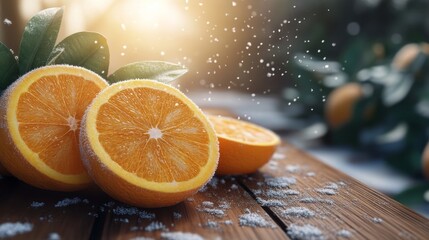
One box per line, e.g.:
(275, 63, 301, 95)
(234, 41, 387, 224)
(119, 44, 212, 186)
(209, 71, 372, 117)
(207, 115, 280, 175)
(0, 65, 108, 191)
(80, 79, 219, 208)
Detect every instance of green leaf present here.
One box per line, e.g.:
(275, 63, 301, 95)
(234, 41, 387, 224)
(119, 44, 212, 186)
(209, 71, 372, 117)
(18, 7, 63, 74)
(0, 42, 19, 91)
(48, 32, 109, 78)
(107, 61, 187, 84)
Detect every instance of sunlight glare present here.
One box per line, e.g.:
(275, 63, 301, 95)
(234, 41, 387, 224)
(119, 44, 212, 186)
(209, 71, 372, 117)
(120, 0, 185, 31)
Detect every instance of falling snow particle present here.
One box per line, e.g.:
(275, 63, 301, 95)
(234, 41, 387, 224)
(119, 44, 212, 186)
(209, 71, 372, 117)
(0, 222, 33, 238)
(337, 229, 352, 238)
(287, 224, 324, 240)
(161, 231, 204, 240)
(282, 207, 315, 218)
(306, 172, 316, 177)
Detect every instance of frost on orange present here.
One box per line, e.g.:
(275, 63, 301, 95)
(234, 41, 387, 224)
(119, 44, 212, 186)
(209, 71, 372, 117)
(80, 79, 219, 208)
(0, 65, 108, 191)
(207, 115, 280, 175)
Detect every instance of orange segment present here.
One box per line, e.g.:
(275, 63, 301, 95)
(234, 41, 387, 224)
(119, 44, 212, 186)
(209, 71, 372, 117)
(0, 65, 108, 191)
(207, 115, 281, 175)
(80, 79, 219, 207)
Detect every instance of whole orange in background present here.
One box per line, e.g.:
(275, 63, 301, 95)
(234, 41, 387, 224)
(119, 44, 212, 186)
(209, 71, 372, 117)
(207, 115, 280, 175)
(0, 65, 108, 191)
(80, 79, 219, 208)
(392, 43, 429, 71)
(325, 82, 374, 129)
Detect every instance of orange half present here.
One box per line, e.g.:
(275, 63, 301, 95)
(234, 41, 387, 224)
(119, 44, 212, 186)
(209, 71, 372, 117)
(80, 79, 219, 207)
(0, 65, 108, 190)
(208, 115, 280, 175)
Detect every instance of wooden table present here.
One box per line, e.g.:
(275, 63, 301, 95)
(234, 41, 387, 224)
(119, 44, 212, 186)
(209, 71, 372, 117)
(1, 142, 429, 239)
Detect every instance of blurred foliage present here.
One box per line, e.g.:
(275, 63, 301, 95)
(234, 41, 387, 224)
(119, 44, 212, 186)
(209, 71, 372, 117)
(394, 183, 429, 214)
(284, 0, 429, 178)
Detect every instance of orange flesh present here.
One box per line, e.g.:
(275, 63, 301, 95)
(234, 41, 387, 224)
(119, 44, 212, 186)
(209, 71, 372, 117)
(16, 74, 102, 174)
(96, 87, 210, 183)
(209, 116, 276, 143)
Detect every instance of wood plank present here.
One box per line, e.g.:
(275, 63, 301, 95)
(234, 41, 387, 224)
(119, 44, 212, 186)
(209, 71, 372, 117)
(98, 177, 289, 240)
(0, 178, 106, 239)
(0, 177, 289, 239)
(239, 143, 429, 239)
(2, 139, 428, 239)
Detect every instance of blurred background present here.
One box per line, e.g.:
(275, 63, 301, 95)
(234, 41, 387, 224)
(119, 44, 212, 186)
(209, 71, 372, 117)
(1, 0, 429, 216)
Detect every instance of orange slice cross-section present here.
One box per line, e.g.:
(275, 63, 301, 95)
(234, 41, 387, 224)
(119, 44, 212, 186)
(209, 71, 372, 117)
(0, 65, 108, 190)
(80, 79, 219, 207)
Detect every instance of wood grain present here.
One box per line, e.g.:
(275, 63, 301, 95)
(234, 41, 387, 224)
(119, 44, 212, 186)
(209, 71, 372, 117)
(1, 142, 429, 239)
(98, 177, 289, 240)
(0, 179, 105, 239)
(239, 143, 429, 239)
